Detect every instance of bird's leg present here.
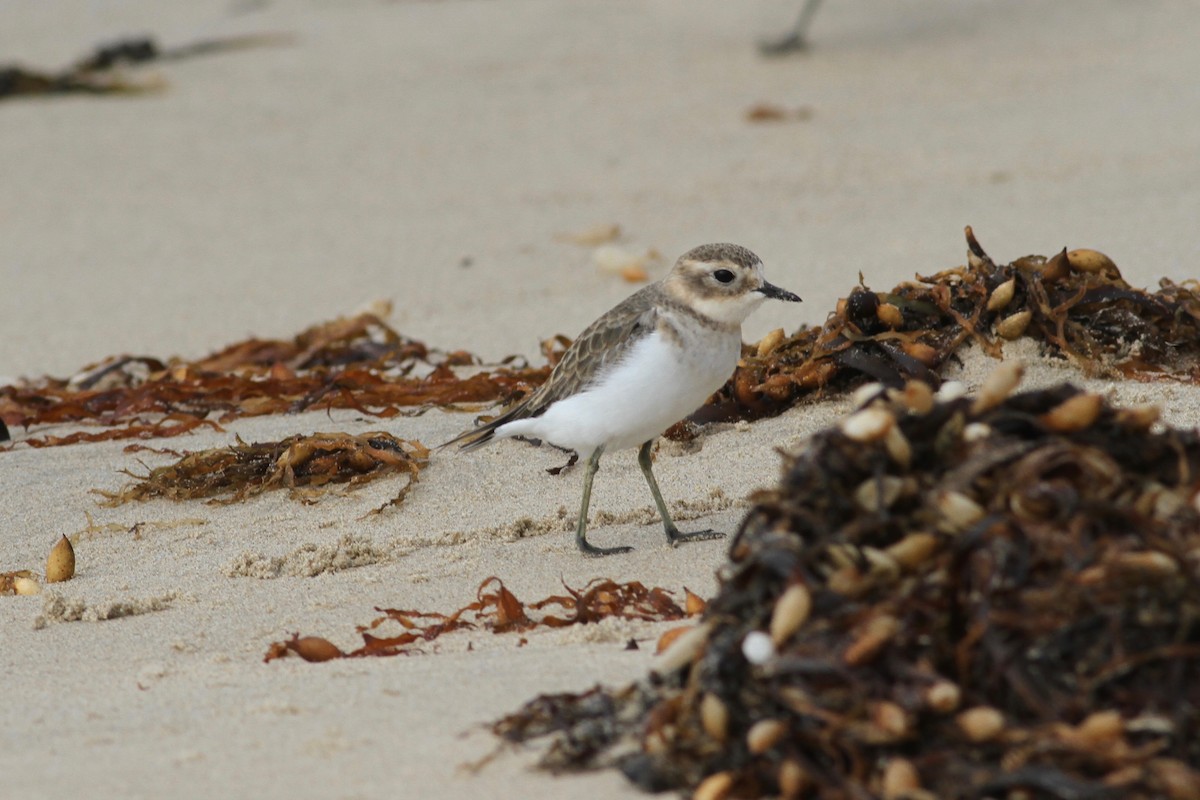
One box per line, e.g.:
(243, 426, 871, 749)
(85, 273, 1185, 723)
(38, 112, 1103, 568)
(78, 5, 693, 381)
(576, 446, 633, 557)
(758, 0, 824, 56)
(637, 440, 725, 547)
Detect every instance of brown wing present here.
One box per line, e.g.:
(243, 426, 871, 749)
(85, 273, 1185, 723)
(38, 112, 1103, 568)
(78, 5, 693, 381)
(441, 286, 660, 451)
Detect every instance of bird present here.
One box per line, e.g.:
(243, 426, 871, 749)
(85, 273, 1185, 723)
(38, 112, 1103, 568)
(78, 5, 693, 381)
(442, 243, 801, 556)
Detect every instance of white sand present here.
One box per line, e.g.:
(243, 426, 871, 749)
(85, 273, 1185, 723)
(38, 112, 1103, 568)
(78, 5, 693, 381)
(3, 1, 1199, 798)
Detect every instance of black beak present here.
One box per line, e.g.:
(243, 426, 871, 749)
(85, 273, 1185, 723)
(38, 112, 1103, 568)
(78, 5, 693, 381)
(758, 281, 802, 303)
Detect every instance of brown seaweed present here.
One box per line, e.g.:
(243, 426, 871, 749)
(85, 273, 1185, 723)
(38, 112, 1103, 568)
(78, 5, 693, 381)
(95, 431, 427, 509)
(264, 576, 695, 663)
(495, 376, 1200, 799)
(675, 227, 1200, 436)
(1, 309, 550, 448)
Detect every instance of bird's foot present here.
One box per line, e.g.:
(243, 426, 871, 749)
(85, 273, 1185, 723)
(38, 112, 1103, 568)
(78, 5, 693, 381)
(667, 528, 726, 547)
(758, 33, 810, 57)
(580, 540, 634, 558)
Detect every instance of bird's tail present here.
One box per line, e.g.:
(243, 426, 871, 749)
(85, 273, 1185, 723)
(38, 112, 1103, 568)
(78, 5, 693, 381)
(437, 401, 534, 452)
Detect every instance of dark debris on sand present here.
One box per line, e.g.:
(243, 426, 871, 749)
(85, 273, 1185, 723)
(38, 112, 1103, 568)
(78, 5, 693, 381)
(496, 377, 1200, 799)
(1, 34, 292, 100)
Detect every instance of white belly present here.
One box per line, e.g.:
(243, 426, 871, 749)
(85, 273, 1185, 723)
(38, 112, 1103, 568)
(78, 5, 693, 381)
(496, 329, 739, 458)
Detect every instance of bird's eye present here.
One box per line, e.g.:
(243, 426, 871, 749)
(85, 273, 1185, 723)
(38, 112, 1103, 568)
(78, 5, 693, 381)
(713, 269, 735, 284)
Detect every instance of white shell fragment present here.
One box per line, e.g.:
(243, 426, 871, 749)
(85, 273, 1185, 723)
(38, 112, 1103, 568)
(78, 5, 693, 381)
(840, 407, 895, 442)
(741, 631, 776, 665)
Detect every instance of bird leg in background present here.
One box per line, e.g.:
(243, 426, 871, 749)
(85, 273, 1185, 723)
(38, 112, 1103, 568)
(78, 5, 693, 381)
(759, 0, 825, 56)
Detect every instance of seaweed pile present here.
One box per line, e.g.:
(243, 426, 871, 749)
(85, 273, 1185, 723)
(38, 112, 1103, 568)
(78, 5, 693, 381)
(495, 370, 1200, 799)
(684, 228, 1200, 434)
(0, 306, 553, 447)
(94, 431, 427, 512)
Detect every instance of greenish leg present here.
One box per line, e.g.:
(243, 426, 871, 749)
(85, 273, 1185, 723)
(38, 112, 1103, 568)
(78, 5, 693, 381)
(576, 446, 633, 557)
(637, 440, 725, 547)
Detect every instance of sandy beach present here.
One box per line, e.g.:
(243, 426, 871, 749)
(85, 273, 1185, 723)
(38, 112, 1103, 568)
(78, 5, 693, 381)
(3, 1, 1200, 798)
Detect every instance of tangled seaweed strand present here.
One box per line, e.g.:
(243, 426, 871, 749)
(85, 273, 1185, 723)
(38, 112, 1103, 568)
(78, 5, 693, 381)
(95, 431, 427, 509)
(496, 378, 1200, 799)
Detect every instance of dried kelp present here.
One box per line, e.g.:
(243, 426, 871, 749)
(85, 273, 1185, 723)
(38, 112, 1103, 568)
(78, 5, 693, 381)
(1, 34, 291, 100)
(95, 431, 427, 509)
(683, 227, 1200, 433)
(264, 576, 695, 663)
(1, 308, 550, 447)
(497, 375, 1200, 799)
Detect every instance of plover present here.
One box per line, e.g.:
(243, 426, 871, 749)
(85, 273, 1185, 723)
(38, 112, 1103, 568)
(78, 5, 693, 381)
(443, 243, 801, 556)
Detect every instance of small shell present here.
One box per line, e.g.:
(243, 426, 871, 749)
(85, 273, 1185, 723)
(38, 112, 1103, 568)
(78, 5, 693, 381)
(877, 302, 904, 328)
(693, 771, 734, 800)
(844, 614, 899, 666)
(14, 576, 42, 595)
(1074, 710, 1123, 746)
(654, 623, 709, 672)
(1065, 248, 1117, 275)
(46, 535, 76, 583)
(1040, 393, 1103, 432)
(841, 407, 895, 442)
(1152, 490, 1184, 520)
(900, 341, 939, 366)
(901, 380, 935, 414)
(863, 548, 901, 578)
(684, 588, 707, 616)
(936, 491, 986, 533)
(852, 382, 887, 409)
(995, 309, 1033, 340)
(592, 245, 653, 282)
(1111, 551, 1178, 577)
(769, 583, 813, 645)
(957, 706, 1005, 742)
(935, 381, 967, 402)
(1146, 758, 1200, 800)
(986, 278, 1016, 312)
(871, 701, 910, 739)
(741, 630, 776, 665)
(756, 328, 786, 357)
(1042, 248, 1070, 282)
(924, 679, 962, 713)
(854, 476, 907, 513)
(885, 426, 911, 467)
(620, 263, 649, 283)
(962, 422, 993, 442)
(885, 533, 940, 570)
(971, 360, 1024, 414)
(1116, 403, 1161, 431)
(881, 758, 921, 800)
(291, 636, 343, 663)
(746, 719, 787, 754)
(700, 693, 729, 741)
(777, 759, 811, 798)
